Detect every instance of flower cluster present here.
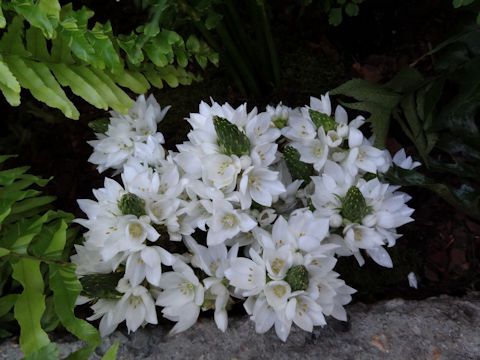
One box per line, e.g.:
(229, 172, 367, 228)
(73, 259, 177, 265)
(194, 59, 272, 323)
(73, 93, 418, 341)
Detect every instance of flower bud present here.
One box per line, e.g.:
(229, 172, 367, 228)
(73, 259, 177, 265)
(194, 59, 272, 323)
(285, 265, 309, 292)
(118, 193, 146, 218)
(330, 214, 343, 228)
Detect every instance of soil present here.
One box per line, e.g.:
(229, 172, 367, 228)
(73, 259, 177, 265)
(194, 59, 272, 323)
(0, 0, 478, 307)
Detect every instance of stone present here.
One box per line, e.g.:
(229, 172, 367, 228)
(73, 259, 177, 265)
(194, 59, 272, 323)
(1, 293, 479, 359)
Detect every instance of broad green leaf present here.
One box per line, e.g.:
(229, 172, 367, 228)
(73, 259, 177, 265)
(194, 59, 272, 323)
(101, 340, 119, 360)
(118, 33, 144, 65)
(156, 66, 179, 87)
(0, 16, 31, 58)
(331, 79, 401, 108)
(340, 100, 392, 148)
(49, 263, 101, 345)
(29, 218, 67, 260)
(23, 343, 59, 360)
(144, 41, 170, 67)
(4, 56, 79, 119)
(112, 70, 150, 94)
(0, 57, 21, 106)
(205, 10, 223, 30)
(0, 294, 17, 317)
(0, 202, 11, 224)
(11, 258, 50, 355)
(0, 1, 5, 28)
(1, 213, 50, 254)
(41, 296, 59, 332)
(144, 68, 164, 89)
(0, 166, 29, 186)
(345, 3, 359, 16)
(0, 248, 10, 257)
(385, 166, 480, 220)
(383, 66, 424, 93)
(9, 195, 56, 216)
(0, 155, 17, 163)
(328, 7, 343, 26)
(401, 93, 429, 160)
(63, 344, 97, 360)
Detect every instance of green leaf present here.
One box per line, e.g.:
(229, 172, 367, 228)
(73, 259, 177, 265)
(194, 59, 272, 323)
(340, 100, 392, 148)
(0, 294, 17, 317)
(49, 263, 101, 345)
(0, 247, 10, 257)
(452, 0, 463, 8)
(4, 56, 79, 119)
(345, 3, 359, 16)
(328, 7, 343, 26)
(213, 116, 251, 156)
(331, 79, 401, 108)
(23, 343, 59, 360)
(101, 340, 119, 360)
(39, 0, 61, 19)
(41, 296, 59, 332)
(1, 213, 50, 254)
(63, 344, 97, 360)
(11, 258, 50, 355)
(0, 56, 21, 106)
(9, 195, 56, 216)
(205, 10, 223, 30)
(12, 0, 57, 39)
(86, 22, 122, 73)
(0, 1, 5, 28)
(111, 70, 150, 94)
(385, 166, 480, 220)
(30, 218, 68, 260)
(0, 166, 29, 186)
(0, 155, 17, 163)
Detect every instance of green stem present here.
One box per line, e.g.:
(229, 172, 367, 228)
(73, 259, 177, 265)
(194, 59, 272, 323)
(256, 0, 280, 84)
(10, 252, 69, 265)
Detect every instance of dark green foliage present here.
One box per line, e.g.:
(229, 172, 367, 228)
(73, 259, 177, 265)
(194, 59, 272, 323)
(0, 155, 101, 358)
(88, 118, 110, 134)
(213, 116, 251, 156)
(283, 146, 314, 185)
(285, 265, 309, 291)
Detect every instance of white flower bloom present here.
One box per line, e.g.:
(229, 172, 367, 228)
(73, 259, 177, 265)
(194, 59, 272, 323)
(203, 154, 242, 191)
(87, 299, 120, 337)
(392, 149, 421, 170)
(88, 94, 169, 172)
(206, 199, 257, 246)
(156, 261, 204, 335)
(238, 166, 286, 209)
(225, 248, 266, 297)
(124, 246, 175, 287)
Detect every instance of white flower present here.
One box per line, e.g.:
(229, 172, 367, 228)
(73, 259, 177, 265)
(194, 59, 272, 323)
(156, 261, 205, 335)
(88, 94, 169, 172)
(238, 166, 286, 209)
(124, 246, 175, 287)
(206, 199, 257, 246)
(392, 149, 421, 170)
(115, 282, 158, 333)
(87, 299, 121, 337)
(203, 154, 242, 191)
(225, 248, 266, 297)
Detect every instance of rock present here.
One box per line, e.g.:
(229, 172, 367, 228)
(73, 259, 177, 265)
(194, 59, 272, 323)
(1, 293, 479, 359)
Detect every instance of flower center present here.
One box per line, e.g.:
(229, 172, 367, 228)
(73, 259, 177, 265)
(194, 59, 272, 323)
(273, 285, 286, 298)
(128, 223, 144, 238)
(221, 213, 238, 228)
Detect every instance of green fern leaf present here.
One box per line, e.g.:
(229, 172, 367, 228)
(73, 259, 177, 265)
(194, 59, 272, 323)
(11, 257, 50, 355)
(38, 0, 61, 20)
(49, 263, 101, 345)
(49, 63, 108, 110)
(25, 27, 50, 60)
(86, 21, 122, 73)
(0, 1, 5, 28)
(4, 56, 79, 119)
(90, 67, 134, 112)
(0, 56, 21, 106)
(112, 69, 150, 94)
(11, 0, 57, 39)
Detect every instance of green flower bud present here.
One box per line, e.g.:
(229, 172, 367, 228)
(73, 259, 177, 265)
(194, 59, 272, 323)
(309, 109, 336, 132)
(88, 118, 110, 134)
(285, 265, 309, 291)
(273, 117, 288, 129)
(80, 272, 123, 299)
(213, 116, 251, 156)
(118, 193, 146, 218)
(341, 186, 369, 223)
(283, 146, 314, 185)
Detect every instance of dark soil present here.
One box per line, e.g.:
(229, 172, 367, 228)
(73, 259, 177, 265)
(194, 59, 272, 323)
(0, 0, 478, 306)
